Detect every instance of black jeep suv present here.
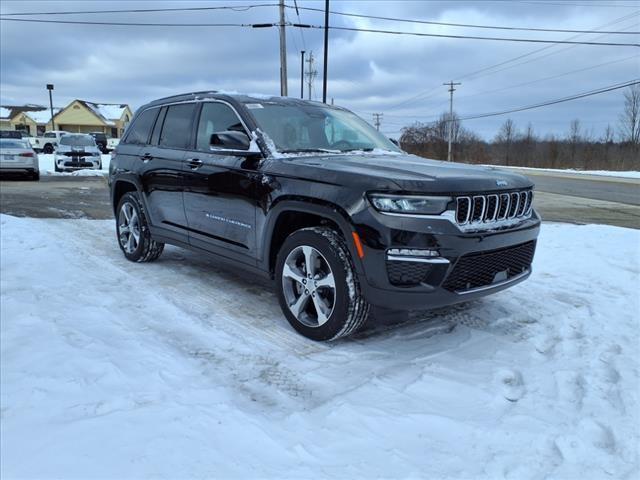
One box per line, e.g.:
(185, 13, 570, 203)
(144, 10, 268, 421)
(109, 92, 540, 341)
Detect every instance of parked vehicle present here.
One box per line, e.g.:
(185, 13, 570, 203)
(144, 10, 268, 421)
(0, 131, 24, 139)
(106, 137, 120, 152)
(89, 132, 108, 153)
(54, 133, 102, 172)
(109, 92, 540, 341)
(35, 130, 68, 153)
(0, 138, 39, 180)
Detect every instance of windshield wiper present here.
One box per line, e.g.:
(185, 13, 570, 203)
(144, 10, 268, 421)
(279, 148, 340, 154)
(341, 148, 375, 152)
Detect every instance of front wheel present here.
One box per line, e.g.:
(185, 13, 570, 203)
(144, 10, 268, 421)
(116, 192, 164, 262)
(275, 227, 370, 341)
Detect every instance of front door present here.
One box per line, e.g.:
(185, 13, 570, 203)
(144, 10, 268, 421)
(183, 101, 258, 260)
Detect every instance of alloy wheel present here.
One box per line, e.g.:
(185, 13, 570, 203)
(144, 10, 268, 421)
(282, 245, 336, 327)
(118, 202, 141, 254)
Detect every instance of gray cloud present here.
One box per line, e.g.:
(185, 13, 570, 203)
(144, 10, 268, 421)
(1, 0, 638, 140)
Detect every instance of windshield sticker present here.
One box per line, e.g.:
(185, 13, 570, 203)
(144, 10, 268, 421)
(246, 103, 264, 109)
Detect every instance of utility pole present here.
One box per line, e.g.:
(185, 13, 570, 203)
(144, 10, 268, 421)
(46, 84, 55, 130)
(279, 0, 288, 96)
(322, 0, 329, 103)
(373, 113, 383, 131)
(300, 50, 305, 99)
(305, 52, 317, 100)
(443, 81, 461, 161)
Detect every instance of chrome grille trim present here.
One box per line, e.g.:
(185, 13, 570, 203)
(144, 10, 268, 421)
(454, 189, 534, 231)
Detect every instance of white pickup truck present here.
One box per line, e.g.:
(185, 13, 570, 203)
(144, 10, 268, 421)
(31, 130, 68, 153)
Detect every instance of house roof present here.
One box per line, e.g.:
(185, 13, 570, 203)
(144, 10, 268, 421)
(77, 100, 129, 125)
(0, 104, 58, 122)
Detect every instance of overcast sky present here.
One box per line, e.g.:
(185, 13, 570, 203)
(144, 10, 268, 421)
(1, 0, 638, 139)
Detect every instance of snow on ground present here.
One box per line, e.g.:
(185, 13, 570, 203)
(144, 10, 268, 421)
(38, 153, 110, 176)
(493, 165, 640, 179)
(1, 215, 639, 479)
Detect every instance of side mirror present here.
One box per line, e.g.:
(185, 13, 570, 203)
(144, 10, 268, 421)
(210, 131, 251, 151)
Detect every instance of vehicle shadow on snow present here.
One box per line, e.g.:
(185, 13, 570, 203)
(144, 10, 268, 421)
(150, 245, 523, 348)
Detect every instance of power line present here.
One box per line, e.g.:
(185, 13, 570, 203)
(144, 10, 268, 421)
(385, 11, 639, 110)
(459, 79, 640, 121)
(0, 3, 278, 16)
(2, 16, 638, 47)
(0, 18, 273, 27)
(321, 25, 640, 47)
(289, 5, 639, 34)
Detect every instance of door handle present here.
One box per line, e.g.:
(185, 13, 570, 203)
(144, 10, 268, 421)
(140, 153, 153, 162)
(187, 158, 203, 170)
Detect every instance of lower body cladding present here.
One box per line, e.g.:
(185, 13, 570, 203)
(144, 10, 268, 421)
(354, 209, 541, 310)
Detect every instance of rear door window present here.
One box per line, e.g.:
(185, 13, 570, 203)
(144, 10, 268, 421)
(159, 103, 196, 149)
(124, 108, 159, 145)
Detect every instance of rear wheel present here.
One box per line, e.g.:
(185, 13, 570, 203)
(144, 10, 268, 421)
(275, 227, 370, 341)
(116, 192, 164, 262)
(43, 144, 54, 154)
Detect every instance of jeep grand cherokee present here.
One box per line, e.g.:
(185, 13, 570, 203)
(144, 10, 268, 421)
(109, 92, 540, 341)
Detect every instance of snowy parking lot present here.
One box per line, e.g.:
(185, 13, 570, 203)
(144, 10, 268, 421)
(1, 214, 638, 478)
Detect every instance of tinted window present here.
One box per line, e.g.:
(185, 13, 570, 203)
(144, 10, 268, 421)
(44, 132, 56, 138)
(60, 134, 96, 147)
(196, 102, 246, 151)
(125, 108, 159, 145)
(0, 139, 30, 149)
(159, 103, 196, 149)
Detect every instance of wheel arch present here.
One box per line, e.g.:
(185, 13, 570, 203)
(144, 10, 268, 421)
(261, 197, 364, 278)
(111, 178, 141, 215)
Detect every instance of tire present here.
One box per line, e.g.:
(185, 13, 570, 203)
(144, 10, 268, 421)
(275, 227, 370, 341)
(43, 144, 54, 154)
(54, 160, 62, 173)
(115, 191, 164, 262)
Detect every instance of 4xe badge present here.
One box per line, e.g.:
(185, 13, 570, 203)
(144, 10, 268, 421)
(496, 180, 508, 187)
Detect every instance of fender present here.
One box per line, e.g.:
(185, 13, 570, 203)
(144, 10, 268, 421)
(110, 174, 146, 215)
(258, 197, 366, 277)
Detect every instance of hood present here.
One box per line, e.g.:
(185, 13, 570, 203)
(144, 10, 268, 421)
(273, 153, 534, 194)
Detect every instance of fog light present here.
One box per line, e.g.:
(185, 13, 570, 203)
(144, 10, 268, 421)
(387, 248, 440, 257)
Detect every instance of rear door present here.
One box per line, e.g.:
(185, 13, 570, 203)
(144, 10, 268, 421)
(183, 101, 258, 259)
(139, 103, 197, 242)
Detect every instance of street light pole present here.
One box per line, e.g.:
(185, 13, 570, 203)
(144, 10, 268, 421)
(46, 84, 55, 130)
(443, 81, 461, 162)
(322, 0, 329, 103)
(278, 0, 288, 96)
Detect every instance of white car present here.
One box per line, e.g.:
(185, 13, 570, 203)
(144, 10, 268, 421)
(106, 137, 120, 151)
(0, 138, 40, 180)
(34, 130, 69, 153)
(54, 134, 102, 172)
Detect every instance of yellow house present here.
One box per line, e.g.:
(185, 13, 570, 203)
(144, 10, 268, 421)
(54, 100, 133, 137)
(0, 100, 132, 137)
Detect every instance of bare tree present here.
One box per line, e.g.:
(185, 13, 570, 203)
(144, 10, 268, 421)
(568, 119, 582, 164)
(602, 124, 614, 144)
(495, 118, 516, 165)
(619, 84, 640, 147)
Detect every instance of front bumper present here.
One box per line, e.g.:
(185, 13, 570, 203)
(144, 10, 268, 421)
(353, 207, 541, 310)
(55, 156, 101, 170)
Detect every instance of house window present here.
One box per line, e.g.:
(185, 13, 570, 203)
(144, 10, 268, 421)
(15, 125, 30, 135)
(37, 126, 45, 136)
(111, 127, 118, 138)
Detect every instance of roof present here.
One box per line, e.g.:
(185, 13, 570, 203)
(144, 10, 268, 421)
(77, 100, 129, 125)
(141, 91, 340, 111)
(0, 104, 58, 122)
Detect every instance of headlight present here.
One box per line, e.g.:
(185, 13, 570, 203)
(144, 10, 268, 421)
(368, 194, 451, 215)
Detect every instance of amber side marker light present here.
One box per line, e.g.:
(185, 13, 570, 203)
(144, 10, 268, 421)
(352, 232, 365, 259)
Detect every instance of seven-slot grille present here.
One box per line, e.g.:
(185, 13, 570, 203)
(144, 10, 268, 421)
(456, 190, 533, 226)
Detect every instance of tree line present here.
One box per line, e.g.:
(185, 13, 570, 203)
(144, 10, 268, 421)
(399, 84, 639, 171)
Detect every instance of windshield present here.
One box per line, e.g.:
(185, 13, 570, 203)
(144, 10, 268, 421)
(0, 139, 30, 149)
(246, 102, 401, 154)
(59, 134, 96, 147)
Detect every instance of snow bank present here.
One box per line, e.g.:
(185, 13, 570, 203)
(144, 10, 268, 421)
(1, 217, 638, 478)
(493, 165, 640, 179)
(38, 153, 110, 176)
